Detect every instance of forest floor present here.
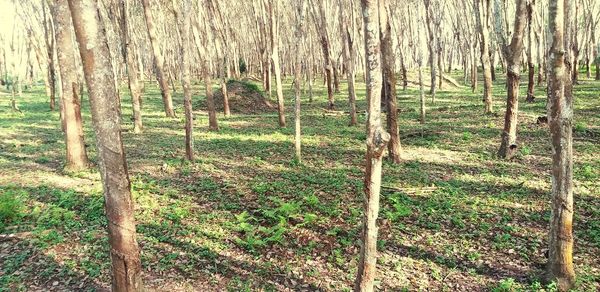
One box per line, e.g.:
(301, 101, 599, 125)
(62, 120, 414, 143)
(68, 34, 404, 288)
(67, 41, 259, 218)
(0, 70, 599, 291)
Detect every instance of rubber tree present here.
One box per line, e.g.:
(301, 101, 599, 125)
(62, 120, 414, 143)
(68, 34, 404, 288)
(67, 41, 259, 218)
(495, 0, 528, 159)
(355, 0, 390, 291)
(68, 0, 144, 290)
(474, 0, 494, 113)
(547, 0, 575, 290)
(142, 0, 176, 117)
(380, 0, 401, 163)
(49, 0, 90, 171)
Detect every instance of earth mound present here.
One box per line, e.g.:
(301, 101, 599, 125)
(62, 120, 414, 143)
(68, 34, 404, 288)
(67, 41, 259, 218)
(203, 80, 275, 114)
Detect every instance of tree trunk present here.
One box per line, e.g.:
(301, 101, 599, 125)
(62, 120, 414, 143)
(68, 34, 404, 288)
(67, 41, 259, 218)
(380, 2, 400, 164)
(313, 0, 335, 109)
(119, 0, 143, 133)
(546, 0, 575, 290)
(294, 0, 307, 163)
(42, 2, 57, 111)
(339, 0, 357, 126)
(175, 0, 194, 161)
(141, 0, 175, 117)
(269, 0, 286, 127)
(475, 0, 494, 113)
(497, 0, 528, 159)
(424, 0, 437, 100)
(204, 65, 219, 131)
(355, 1, 390, 291)
(51, 0, 90, 171)
(68, 0, 143, 290)
(526, 0, 536, 102)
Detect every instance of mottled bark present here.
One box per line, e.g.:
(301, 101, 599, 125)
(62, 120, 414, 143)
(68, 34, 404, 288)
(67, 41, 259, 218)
(269, 0, 286, 127)
(339, 0, 357, 126)
(119, 0, 143, 133)
(355, 1, 390, 291)
(67, 0, 143, 290)
(497, 0, 528, 159)
(204, 66, 219, 131)
(546, 0, 575, 290)
(526, 0, 536, 102)
(294, 0, 307, 162)
(174, 0, 194, 160)
(141, 0, 175, 117)
(379, 1, 400, 163)
(475, 0, 494, 113)
(50, 0, 90, 171)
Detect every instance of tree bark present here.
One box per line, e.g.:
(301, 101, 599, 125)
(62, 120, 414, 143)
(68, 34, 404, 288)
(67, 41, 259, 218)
(355, 1, 390, 291)
(269, 0, 286, 127)
(42, 1, 57, 111)
(119, 0, 143, 133)
(68, 0, 143, 290)
(379, 1, 400, 164)
(497, 0, 528, 159)
(174, 0, 194, 161)
(526, 0, 536, 102)
(339, 0, 357, 126)
(313, 0, 335, 109)
(546, 0, 575, 290)
(204, 65, 219, 131)
(141, 0, 175, 117)
(294, 0, 307, 163)
(475, 0, 494, 113)
(424, 0, 437, 100)
(50, 0, 90, 171)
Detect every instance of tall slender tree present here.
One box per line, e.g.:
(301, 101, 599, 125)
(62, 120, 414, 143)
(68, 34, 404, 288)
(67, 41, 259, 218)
(495, 0, 528, 159)
(380, 0, 401, 163)
(475, 0, 494, 113)
(355, 0, 390, 291)
(174, 0, 194, 160)
(49, 0, 90, 171)
(142, 0, 176, 118)
(68, 0, 143, 290)
(119, 0, 143, 133)
(269, 0, 286, 127)
(547, 0, 575, 289)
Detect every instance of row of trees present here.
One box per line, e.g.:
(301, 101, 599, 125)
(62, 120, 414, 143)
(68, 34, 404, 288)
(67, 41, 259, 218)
(0, 0, 589, 290)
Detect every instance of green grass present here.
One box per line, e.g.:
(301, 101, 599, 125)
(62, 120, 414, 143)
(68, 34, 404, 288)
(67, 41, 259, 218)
(0, 70, 599, 291)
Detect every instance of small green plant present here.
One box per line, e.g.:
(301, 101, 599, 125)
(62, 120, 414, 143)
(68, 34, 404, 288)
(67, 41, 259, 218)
(0, 188, 25, 231)
(462, 131, 473, 141)
(492, 278, 516, 292)
(521, 145, 532, 156)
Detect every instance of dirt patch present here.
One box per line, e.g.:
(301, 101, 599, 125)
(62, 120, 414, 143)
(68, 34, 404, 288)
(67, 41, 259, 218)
(199, 80, 275, 114)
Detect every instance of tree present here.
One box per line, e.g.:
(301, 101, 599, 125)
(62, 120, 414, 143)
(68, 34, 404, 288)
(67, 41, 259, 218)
(269, 0, 286, 127)
(41, 0, 57, 111)
(423, 0, 438, 101)
(339, 0, 358, 126)
(174, 0, 194, 161)
(118, 0, 143, 133)
(311, 0, 335, 110)
(495, 0, 528, 159)
(68, 0, 143, 290)
(355, 0, 390, 290)
(380, 0, 401, 163)
(142, 0, 176, 118)
(49, 0, 90, 171)
(525, 0, 536, 102)
(474, 0, 494, 113)
(294, 0, 307, 162)
(546, 0, 575, 289)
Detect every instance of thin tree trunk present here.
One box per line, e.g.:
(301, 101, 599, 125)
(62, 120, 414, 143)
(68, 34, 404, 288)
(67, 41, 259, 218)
(424, 0, 437, 100)
(546, 0, 575, 290)
(42, 1, 57, 111)
(119, 0, 143, 133)
(175, 0, 194, 160)
(270, 0, 286, 127)
(380, 1, 400, 163)
(475, 0, 494, 113)
(339, 0, 357, 126)
(68, 0, 143, 290)
(497, 0, 528, 159)
(526, 0, 536, 102)
(141, 0, 175, 117)
(204, 65, 219, 131)
(294, 0, 307, 162)
(355, 1, 390, 291)
(51, 0, 90, 171)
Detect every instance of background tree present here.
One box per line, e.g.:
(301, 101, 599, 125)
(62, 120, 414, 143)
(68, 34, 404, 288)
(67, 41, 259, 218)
(49, 0, 90, 171)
